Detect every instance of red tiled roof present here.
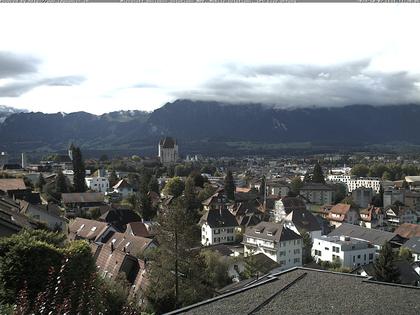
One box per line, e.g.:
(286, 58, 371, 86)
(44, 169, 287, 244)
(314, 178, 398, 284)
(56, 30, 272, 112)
(330, 203, 351, 215)
(395, 223, 420, 239)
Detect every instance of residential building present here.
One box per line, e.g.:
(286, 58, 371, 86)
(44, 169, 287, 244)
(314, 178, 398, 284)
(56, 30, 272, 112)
(394, 223, 420, 239)
(283, 208, 322, 240)
(328, 223, 405, 253)
(158, 137, 179, 164)
(167, 268, 420, 315)
(402, 237, 420, 261)
(68, 217, 116, 243)
(200, 207, 238, 246)
(112, 179, 134, 199)
(383, 187, 405, 208)
(0, 178, 31, 201)
(0, 197, 36, 237)
(19, 201, 66, 231)
(62, 192, 105, 217)
(202, 188, 228, 211)
(326, 174, 351, 185)
(351, 187, 374, 208)
(404, 190, 420, 210)
(85, 176, 109, 193)
(243, 221, 302, 270)
(347, 177, 381, 193)
(299, 183, 334, 205)
(385, 205, 417, 227)
(98, 207, 141, 232)
(312, 235, 376, 268)
(273, 196, 307, 223)
(327, 203, 359, 228)
(359, 205, 384, 229)
(353, 260, 420, 287)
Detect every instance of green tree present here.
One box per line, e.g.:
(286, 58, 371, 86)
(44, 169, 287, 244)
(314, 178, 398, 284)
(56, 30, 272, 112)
(184, 176, 200, 219)
(36, 173, 46, 192)
(200, 250, 231, 289)
(374, 242, 400, 283)
(162, 177, 185, 198)
(382, 171, 392, 181)
(351, 164, 370, 177)
(145, 199, 211, 313)
(109, 170, 119, 188)
(224, 170, 235, 200)
(398, 247, 414, 263)
(198, 183, 217, 202)
(72, 146, 87, 192)
(55, 170, 69, 199)
(148, 175, 160, 194)
(302, 231, 314, 264)
(290, 176, 303, 196)
(311, 162, 325, 183)
(333, 183, 347, 204)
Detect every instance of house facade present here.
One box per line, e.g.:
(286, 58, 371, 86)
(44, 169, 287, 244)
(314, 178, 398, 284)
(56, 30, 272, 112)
(85, 176, 109, 193)
(200, 207, 238, 246)
(243, 221, 303, 270)
(359, 205, 384, 229)
(299, 183, 334, 205)
(273, 196, 307, 223)
(312, 235, 376, 269)
(112, 179, 134, 199)
(327, 203, 359, 228)
(352, 187, 374, 208)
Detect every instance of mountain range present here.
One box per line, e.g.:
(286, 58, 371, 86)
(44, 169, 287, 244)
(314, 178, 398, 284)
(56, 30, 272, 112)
(1, 100, 420, 156)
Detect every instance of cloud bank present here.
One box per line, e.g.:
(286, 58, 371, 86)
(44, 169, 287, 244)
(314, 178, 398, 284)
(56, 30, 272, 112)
(175, 59, 420, 108)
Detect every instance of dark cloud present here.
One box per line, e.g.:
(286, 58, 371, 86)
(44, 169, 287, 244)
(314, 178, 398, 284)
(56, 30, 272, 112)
(175, 60, 420, 107)
(0, 75, 86, 97)
(0, 52, 39, 79)
(0, 51, 85, 97)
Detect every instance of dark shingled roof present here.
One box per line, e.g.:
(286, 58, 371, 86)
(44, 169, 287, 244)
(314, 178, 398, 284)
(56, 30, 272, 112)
(98, 207, 141, 232)
(168, 267, 420, 315)
(279, 197, 307, 215)
(402, 236, 420, 254)
(328, 223, 400, 247)
(285, 208, 321, 233)
(245, 221, 301, 243)
(200, 207, 238, 228)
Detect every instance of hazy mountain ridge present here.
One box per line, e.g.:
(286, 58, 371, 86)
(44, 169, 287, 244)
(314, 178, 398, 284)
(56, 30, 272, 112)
(1, 100, 420, 154)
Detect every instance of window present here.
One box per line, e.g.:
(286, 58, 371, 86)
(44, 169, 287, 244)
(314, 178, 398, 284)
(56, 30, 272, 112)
(214, 229, 220, 234)
(369, 253, 374, 260)
(357, 255, 361, 259)
(314, 250, 321, 256)
(294, 249, 300, 255)
(332, 246, 339, 253)
(325, 247, 329, 251)
(353, 256, 355, 262)
(364, 254, 366, 261)
(279, 251, 286, 256)
(294, 258, 300, 263)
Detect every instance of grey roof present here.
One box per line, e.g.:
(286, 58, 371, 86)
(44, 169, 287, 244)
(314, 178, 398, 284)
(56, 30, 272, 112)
(328, 223, 399, 247)
(168, 267, 420, 315)
(62, 192, 104, 204)
(402, 237, 420, 254)
(244, 221, 301, 243)
(280, 197, 307, 214)
(285, 208, 321, 233)
(200, 207, 238, 228)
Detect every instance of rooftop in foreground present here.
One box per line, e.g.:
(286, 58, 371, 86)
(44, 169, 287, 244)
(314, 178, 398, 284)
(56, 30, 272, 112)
(167, 267, 420, 315)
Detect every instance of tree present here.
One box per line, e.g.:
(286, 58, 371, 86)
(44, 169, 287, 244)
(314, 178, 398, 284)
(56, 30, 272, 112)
(72, 146, 86, 193)
(198, 183, 217, 202)
(260, 175, 266, 197)
(200, 250, 231, 289)
(148, 175, 159, 194)
(302, 231, 314, 264)
(374, 242, 400, 283)
(224, 170, 235, 200)
(333, 183, 347, 204)
(311, 162, 325, 184)
(162, 177, 185, 198)
(145, 199, 211, 313)
(398, 247, 414, 263)
(36, 173, 46, 192)
(351, 164, 370, 177)
(382, 171, 392, 181)
(109, 170, 119, 188)
(290, 176, 303, 196)
(55, 170, 69, 199)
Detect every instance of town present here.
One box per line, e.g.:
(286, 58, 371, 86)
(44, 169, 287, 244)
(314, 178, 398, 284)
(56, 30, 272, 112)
(1, 137, 420, 314)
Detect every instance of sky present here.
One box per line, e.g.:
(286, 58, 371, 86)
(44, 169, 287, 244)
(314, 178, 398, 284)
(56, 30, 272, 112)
(0, 4, 420, 114)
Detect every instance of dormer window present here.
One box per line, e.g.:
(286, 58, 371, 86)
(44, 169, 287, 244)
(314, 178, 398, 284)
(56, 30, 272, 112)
(91, 226, 97, 232)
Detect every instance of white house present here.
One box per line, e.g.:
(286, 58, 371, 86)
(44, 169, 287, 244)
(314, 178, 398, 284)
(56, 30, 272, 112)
(112, 179, 134, 199)
(347, 177, 381, 193)
(158, 137, 179, 164)
(243, 221, 303, 271)
(85, 176, 109, 193)
(200, 207, 238, 246)
(312, 235, 376, 269)
(385, 205, 418, 227)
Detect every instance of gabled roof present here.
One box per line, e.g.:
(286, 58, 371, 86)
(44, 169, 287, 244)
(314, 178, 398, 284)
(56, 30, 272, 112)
(0, 178, 27, 192)
(68, 217, 109, 241)
(62, 192, 104, 204)
(126, 221, 156, 238)
(98, 207, 141, 231)
(166, 267, 420, 315)
(112, 179, 132, 190)
(285, 208, 321, 232)
(0, 197, 35, 231)
(395, 223, 420, 239)
(201, 207, 238, 228)
(360, 206, 383, 222)
(244, 221, 301, 243)
(402, 237, 420, 254)
(19, 201, 63, 219)
(328, 223, 399, 246)
(330, 203, 352, 215)
(279, 197, 307, 214)
(105, 231, 155, 256)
